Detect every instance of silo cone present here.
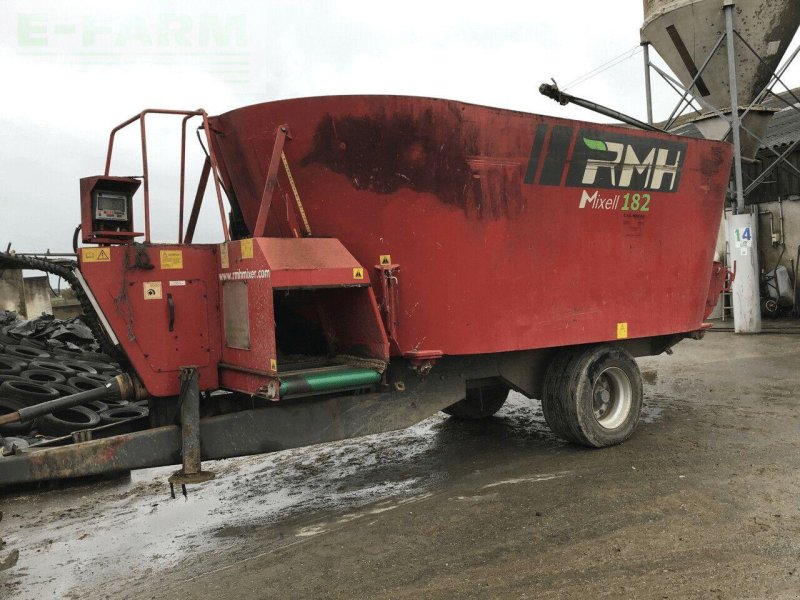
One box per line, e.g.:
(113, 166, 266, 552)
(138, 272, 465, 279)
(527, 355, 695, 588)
(642, 0, 800, 159)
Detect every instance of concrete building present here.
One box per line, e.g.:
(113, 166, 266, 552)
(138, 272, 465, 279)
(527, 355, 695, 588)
(0, 269, 80, 319)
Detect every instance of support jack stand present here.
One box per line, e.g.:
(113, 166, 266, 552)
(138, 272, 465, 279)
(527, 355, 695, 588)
(168, 367, 215, 497)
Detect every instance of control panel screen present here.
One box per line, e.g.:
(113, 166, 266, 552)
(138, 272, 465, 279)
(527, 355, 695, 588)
(95, 191, 129, 221)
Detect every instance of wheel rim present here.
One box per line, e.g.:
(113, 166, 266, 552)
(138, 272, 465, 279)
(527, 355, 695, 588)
(592, 367, 632, 430)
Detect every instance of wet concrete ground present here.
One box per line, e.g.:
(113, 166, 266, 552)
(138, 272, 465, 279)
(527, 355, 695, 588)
(2, 330, 800, 599)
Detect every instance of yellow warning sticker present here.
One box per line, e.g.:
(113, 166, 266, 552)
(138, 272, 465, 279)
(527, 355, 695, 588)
(379, 255, 392, 266)
(160, 250, 183, 270)
(616, 322, 628, 339)
(270, 358, 277, 372)
(353, 267, 364, 280)
(219, 243, 229, 269)
(240, 238, 254, 260)
(82, 248, 111, 263)
(143, 281, 163, 300)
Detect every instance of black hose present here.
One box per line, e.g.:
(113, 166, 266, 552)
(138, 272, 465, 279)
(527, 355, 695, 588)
(12, 384, 114, 424)
(72, 224, 81, 255)
(0, 252, 122, 361)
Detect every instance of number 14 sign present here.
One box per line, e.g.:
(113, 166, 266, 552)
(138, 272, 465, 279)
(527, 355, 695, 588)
(734, 227, 753, 255)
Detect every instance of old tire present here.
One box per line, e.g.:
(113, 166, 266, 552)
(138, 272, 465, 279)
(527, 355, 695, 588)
(443, 384, 509, 420)
(0, 355, 25, 376)
(0, 379, 60, 405)
(99, 405, 148, 424)
(21, 368, 67, 385)
(542, 345, 642, 448)
(38, 406, 101, 436)
(3, 344, 50, 361)
(43, 382, 81, 398)
(29, 359, 77, 378)
(67, 375, 107, 392)
(60, 360, 99, 376)
(0, 397, 35, 436)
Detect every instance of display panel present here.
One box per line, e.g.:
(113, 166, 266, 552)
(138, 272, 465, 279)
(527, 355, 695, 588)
(95, 191, 129, 221)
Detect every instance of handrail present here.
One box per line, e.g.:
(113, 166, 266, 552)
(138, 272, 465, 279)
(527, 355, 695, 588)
(103, 108, 230, 244)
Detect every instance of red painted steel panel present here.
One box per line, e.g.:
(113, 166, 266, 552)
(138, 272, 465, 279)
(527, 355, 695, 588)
(208, 95, 733, 357)
(80, 244, 221, 396)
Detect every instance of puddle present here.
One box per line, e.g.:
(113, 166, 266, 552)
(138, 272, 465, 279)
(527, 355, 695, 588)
(0, 393, 571, 599)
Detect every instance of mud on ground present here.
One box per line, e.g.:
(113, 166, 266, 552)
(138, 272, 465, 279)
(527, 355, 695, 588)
(2, 330, 800, 599)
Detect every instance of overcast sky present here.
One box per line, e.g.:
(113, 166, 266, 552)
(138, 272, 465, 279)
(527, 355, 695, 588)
(1, 0, 799, 252)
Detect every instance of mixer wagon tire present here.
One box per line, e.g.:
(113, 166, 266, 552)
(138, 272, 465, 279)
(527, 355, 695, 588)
(443, 384, 510, 420)
(38, 406, 101, 436)
(542, 345, 642, 448)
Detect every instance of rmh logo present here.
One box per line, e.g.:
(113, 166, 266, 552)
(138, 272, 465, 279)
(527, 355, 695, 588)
(579, 137, 682, 192)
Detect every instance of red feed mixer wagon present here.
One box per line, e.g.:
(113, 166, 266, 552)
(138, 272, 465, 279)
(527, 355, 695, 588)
(0, 95, 731, 486)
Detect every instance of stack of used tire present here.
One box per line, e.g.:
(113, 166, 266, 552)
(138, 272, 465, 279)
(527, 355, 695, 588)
(0, 312, 148, 441)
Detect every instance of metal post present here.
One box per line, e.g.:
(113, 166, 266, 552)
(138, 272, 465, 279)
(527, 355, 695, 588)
(723, 1, 761, 334)
(642, 42, 654, 125)
(169, 367, 215, 489)
(724, 4, 744, 214)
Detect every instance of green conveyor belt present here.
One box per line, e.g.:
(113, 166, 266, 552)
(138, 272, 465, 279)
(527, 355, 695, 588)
(279, 367, 381, 398)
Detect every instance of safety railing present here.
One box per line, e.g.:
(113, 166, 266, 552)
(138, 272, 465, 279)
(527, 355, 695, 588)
(103, 108, 230, 244)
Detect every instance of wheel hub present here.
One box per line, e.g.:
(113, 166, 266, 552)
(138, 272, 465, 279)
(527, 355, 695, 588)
(592, 367, 632, 430)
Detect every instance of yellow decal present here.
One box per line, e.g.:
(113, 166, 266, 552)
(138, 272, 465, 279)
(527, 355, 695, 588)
(143, 281, 163, 300)
(379, 254, 392, 266)
(160, 250, 183, 270)
(82, 247, 111, 263)
(270, 358, 277, 372)
(240, 238, 254, 260)
(220, 243, 229, 269)
(616, 322, 628, 339)
(353, 267, 364, 280)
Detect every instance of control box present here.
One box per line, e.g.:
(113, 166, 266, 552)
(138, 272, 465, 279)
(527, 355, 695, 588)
(80, 176, 142, 244)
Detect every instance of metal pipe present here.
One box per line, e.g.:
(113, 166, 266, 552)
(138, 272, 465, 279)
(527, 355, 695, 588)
(650, 63, 703, 113)
(744, 138, 800, 196)
(664, 32, 727, 130)
(758, 209, 776, 245)
(139, 114, 151, 242)
(179, 115, 192, 244)
(200, 111, 231, 242)
(724, 4, 745, 213)
(642, 43, 654, 125)
(538, 83, 664, 132)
